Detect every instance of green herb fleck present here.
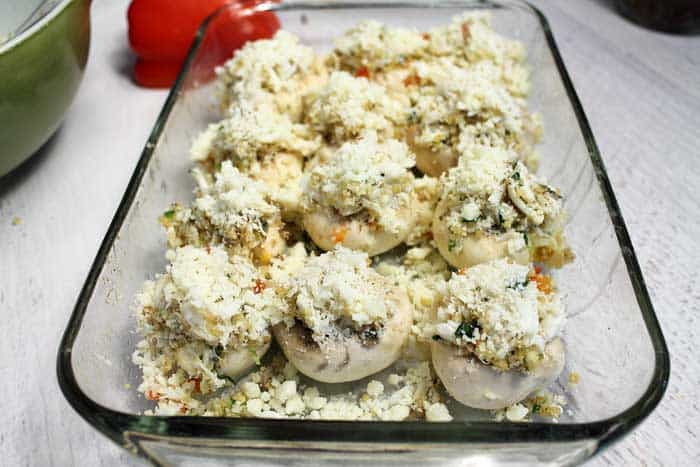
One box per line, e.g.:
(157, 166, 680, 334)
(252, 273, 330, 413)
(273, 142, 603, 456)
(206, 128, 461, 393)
(455, 320, 479, 339)
(432, 335, 441, 341)
(448, 239, 457, 252)
(163, 209, 175, 219)
(221, 374, 236, 384)
(507, 277, 529, 290)
(248, 348, 261, 365)
(522, 231, 529, 245)
(511, 171, 520, 181)
(532, 404, 541, 414)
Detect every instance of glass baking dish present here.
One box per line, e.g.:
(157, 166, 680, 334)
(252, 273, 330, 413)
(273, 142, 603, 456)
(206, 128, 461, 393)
(57, 1, 670, 465)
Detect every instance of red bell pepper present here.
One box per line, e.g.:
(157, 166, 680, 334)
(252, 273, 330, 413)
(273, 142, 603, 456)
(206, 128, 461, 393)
(127, 0, 280, 88)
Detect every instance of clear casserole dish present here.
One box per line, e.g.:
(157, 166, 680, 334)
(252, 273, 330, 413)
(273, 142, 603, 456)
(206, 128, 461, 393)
(57, 1, 670, 465)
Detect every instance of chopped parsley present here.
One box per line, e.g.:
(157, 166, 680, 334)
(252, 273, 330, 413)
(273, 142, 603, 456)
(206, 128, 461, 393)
(455, 320, 479, 339)
(432, 335, 442, 341)
(531, 404, 541, 414)
(248, 348, 261, 365)
(448, 239, 457, 252)
(163, 209, 175, 220)
(493, 210, 505, 231)
(507, 276, 529, 290)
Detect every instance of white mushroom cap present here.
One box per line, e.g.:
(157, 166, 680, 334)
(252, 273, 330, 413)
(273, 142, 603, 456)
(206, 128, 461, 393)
(218, 341, 271, 380)
(273, 286, 412, 383)
(432, 196, 529, 268)
(431, 337, 565, 410)
(303, 206, 415, 257)
(407, 126, 458, 177)
(173, 339, 272, 383)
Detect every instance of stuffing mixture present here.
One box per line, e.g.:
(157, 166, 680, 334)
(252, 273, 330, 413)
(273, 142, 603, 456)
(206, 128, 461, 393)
(133, 13, 574, 422)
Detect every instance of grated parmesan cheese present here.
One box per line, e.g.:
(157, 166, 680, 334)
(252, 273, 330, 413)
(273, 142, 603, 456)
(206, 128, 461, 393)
(329, 20, 429, 73)
(217, 31, 324, 119)
(303, 71, 407, 143)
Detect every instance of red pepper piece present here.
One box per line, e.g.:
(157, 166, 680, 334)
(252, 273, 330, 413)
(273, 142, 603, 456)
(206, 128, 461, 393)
(133, 58, 183, 88)
(127, 0, 280, 88)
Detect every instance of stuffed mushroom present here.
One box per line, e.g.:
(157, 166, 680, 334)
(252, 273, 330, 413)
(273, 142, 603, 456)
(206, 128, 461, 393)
(189, 101, 320, 219)
(273, 247, 413, 383)
(160, 161, 286, 265)
(432, 146, 572, 269)
(138, 245, 284, 385)
(301, 131, 418, 256)
(403, 54, 541, 177)
(430, 259, 566, 410)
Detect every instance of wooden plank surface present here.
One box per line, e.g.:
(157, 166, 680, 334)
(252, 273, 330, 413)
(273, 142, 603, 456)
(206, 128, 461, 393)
(0, 0, 697, 465)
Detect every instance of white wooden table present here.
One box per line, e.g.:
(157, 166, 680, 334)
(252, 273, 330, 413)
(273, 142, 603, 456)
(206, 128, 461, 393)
(1, 1, 698, 465)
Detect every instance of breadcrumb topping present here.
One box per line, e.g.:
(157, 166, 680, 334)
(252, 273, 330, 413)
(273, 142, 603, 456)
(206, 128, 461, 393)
(303, 71, 407, 143)
(329, 20, 429, 73)
(134, 13, 574, 423)
(217, 31, 322, 119)
(191, 102, 319, 173)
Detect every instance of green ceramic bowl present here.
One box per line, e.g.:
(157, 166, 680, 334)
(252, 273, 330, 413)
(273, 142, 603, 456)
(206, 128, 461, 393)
(0, 0, 91, 177)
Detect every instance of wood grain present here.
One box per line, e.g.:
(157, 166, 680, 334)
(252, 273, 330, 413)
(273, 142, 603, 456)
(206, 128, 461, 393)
(0, 0, 697, 465)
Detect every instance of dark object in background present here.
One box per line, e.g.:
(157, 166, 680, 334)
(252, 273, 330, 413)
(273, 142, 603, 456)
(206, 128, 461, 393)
(615, 0, 700, 33)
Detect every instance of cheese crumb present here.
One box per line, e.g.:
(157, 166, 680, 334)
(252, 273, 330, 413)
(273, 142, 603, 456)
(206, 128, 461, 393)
(242, 382, 261, 399)
(568, 372, 580, 385)
(425, 402, 453, 422)
(387, 374, 402, 387)
(366, 381, 385, 397)
(505, 403, 528, 421)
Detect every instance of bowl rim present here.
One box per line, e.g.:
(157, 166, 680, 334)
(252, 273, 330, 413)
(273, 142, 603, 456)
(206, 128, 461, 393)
(56, 0, 670, 463)
(0, 0, 74, 55)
